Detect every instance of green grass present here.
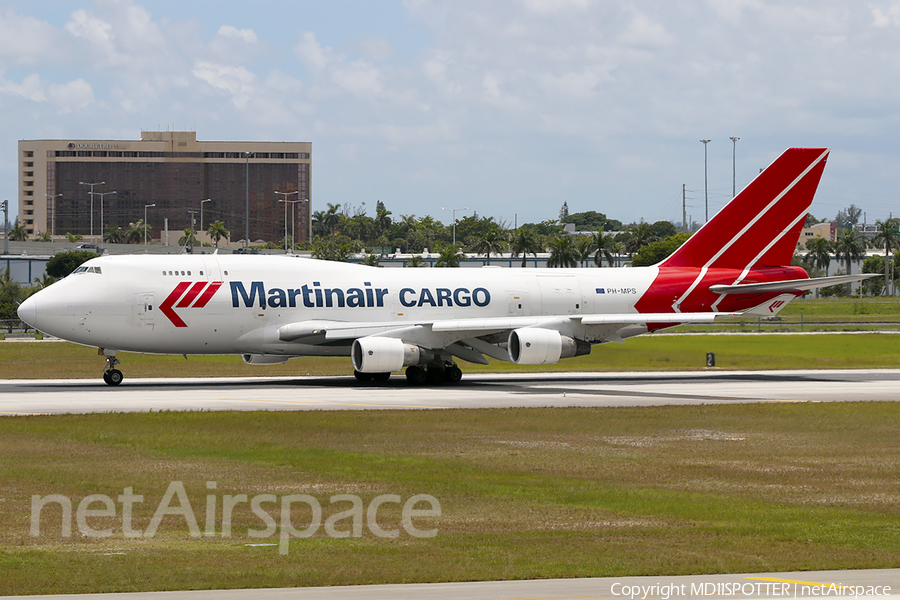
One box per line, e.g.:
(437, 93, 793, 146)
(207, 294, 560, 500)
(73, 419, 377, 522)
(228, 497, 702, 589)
(3, 332, 900, 380)
(0, 404, 898, 594)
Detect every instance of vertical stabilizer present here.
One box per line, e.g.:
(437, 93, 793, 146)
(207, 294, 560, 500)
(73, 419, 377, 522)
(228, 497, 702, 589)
(662, 148, 829, 270)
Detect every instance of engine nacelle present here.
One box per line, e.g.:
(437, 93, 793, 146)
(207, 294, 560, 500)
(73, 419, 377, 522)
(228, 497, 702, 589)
(508, 328, 590, 365)
(241, 354, 290, 365)
(351, 337, 424, 373)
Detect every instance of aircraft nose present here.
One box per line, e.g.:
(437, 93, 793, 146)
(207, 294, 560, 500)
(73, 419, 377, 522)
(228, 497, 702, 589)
(17, 295, 37, 328)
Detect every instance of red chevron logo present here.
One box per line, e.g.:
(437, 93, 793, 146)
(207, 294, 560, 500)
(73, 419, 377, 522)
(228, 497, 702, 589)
(160, 281, 223, 327)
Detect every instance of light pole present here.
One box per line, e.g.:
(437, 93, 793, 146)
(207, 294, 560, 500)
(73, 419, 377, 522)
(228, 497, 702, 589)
(96, 191, 116, 246)
(729, 136, 740, 198)
(1, 200, 7, 255)
(199, 198, 212, 247)
(79, 181, 105, 244)
(144, 203, 155, 246)
(44, 193, 62, 240)
(276, 190, 300, 253)
(442, 206, 468, 247)
(699, 141, 710, 223)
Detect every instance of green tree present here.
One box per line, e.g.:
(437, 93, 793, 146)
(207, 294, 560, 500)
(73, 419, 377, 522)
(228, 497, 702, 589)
(804, 237, 833, 277)
(592, 232, 619, 267)
(872, 219, 900, 294)
(547, 236, 578, 268)
(104, 225, 125, 244)
(359, 252, 381, 267)
(623, 222, 658, 256)
(574, 235, 593, 268)
(404, 255, 428, 268)
(834, 230, 866, 279)
(312, 238, 356, 262)
(33, 231, 51, 242)
(65, 232, 83, 243)
(125, 220, 150, 244)
(9, 221, 27, 241)
(435, 244, 465, 267)
(631, 234, 690, 267)
(469, 225, 505, 265)
(207, 220, 230, 248)
(45, 251, 98, 279)
(510, 227, 541, 267)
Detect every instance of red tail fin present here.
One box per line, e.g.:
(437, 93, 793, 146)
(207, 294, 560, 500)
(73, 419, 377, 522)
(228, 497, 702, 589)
(662, 148, 829, 270)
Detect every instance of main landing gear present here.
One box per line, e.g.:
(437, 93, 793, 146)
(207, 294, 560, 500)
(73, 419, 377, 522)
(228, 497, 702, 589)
(100, 349, 124, 386)
(353, 361, 463, 386)
(405, 362, 462, 386)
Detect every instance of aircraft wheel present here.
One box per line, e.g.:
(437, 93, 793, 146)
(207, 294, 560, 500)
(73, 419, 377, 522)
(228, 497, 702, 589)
(426, 365, 445, 385)
(372, 372, 391, 382)
(105, 369, 124, 386)
(405, 366, 427, 385)
(444, 365, 463, 384)
(354, 370, 374, 382)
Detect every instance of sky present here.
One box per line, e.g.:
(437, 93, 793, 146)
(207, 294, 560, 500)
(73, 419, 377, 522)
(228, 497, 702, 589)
(2, 0, 900, 229)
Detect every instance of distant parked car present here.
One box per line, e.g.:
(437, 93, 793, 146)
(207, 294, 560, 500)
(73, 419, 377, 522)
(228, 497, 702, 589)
(74, 243, 101, 252)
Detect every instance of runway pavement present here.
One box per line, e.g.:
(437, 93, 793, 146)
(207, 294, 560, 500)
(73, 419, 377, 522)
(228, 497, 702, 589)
(1, 368, 899, 414)
(2, 569, 896, 600)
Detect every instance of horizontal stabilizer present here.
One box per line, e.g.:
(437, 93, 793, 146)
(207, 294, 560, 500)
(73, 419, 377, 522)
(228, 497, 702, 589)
(710, 274, 877, 295)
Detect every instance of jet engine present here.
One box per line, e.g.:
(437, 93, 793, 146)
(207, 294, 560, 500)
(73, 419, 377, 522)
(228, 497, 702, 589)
(351, 337, 427, 373)
(507, 328, 590, 365)
(241, 354, 291, 365)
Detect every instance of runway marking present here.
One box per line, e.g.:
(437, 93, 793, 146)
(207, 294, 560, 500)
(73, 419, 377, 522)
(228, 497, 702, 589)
(746, 577, 853, 589)
(220, 398, 445, 409)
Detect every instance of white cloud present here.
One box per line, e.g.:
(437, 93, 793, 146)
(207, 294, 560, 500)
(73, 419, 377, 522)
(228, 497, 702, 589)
(192, 62, 256, 108)
(217, 25, 258, 44)
(47, 78, 95, 113)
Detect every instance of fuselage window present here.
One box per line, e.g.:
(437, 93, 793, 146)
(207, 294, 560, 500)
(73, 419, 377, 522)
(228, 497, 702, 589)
(224, 271, 228, 276)
(187, 271, 191, 276)
(162, 271, 166, 276)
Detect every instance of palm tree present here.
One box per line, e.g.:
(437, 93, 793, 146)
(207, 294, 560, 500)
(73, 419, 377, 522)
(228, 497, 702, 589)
(510, 227, 541, 267)
(207, 220, 230, 248)
(804, 236, 832, 298)
(592, 232, 618, 267)
(469, 226, 504, 265)
(104, 225, 125, 244)
(574, 235, 593, 267)
(321, 203, 341, 237)
(547, 236, 579, 268)
(435, 244, 465, 267)
(124, 220, 149, 244)
(33, 231, 51, 242)
(405, 255, 428, 268)
(624, 222, 657, 256)
(65, 232, 83, 243)
(834, 230, 866, 294)
(9, 221, 26, 241)
(804, 237, 832, 276)
(872, 219, 900, 295)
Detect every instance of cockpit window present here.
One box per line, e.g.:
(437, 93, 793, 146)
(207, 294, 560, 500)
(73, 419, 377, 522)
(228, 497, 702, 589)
(72, 266, 102, 274)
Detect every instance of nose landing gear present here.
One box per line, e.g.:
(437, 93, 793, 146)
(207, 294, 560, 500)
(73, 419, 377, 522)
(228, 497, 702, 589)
(100, 349, 124, 386)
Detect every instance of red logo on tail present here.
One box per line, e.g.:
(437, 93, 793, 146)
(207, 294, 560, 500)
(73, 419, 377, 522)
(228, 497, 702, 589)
(769, 300, 786, 313)
(160, 281, 223, 327)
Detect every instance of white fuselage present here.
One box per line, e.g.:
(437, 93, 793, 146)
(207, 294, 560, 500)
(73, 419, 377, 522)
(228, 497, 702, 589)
(25, 254, 659, 356)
